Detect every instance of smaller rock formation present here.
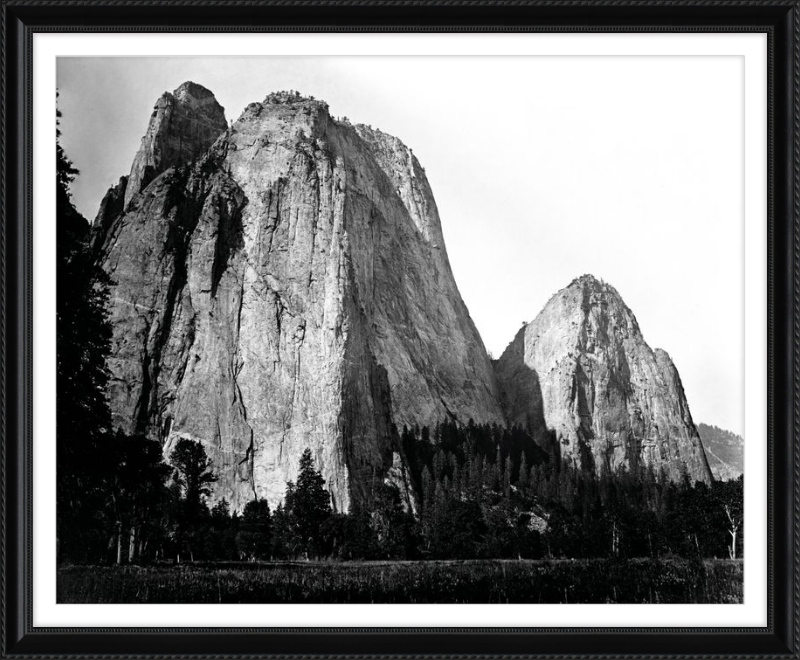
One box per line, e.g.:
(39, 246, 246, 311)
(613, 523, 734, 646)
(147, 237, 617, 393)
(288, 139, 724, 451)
(495, 274, 712, 484)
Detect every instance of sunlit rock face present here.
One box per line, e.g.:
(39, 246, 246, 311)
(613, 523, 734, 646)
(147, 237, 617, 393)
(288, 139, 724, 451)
(495, 275, 712, 484)
(94, 85, 503, 513)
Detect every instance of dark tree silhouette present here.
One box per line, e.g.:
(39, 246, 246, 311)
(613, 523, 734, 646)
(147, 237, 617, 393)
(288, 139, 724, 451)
(110, 433, 171, 564)
(169, 439, 217, 516)
(283, 448, 332, 558)
(56, 98, 115, 564)
(236, 499, 273, 560)
(169, 438, 217, 560)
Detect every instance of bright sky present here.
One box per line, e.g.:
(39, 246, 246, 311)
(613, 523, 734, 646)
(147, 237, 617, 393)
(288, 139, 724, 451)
(57, 56, 744, 436)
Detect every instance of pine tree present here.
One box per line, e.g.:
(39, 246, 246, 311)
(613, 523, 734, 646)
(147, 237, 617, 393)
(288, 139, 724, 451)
(284, 448, 332, 558)
(270, 503, 297, 558)
(169, 439, 217, 518)
(169, 439, 217, 559)
(369, 483, 420, 559)
(206, 499, 238, 560)
(468, 455, 482, 499)
(503, 455, 513, 498)
(490, 448, 503, 492)
(529, 464, 539, 495)
(421, 465, 434, 511)
(236, 498, 273, 560)
(518, 452, 529, 497)
(451, 463, 462, 499)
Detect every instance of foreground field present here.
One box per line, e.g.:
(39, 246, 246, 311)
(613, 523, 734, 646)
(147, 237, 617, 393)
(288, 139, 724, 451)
(58, 558, 742, 604)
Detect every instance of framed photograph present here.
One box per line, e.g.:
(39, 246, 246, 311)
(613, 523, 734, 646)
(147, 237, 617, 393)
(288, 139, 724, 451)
(3, 1, 797, 657)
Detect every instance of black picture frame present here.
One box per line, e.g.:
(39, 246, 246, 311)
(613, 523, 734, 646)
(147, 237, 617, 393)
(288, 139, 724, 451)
(2, 1, 797, 657)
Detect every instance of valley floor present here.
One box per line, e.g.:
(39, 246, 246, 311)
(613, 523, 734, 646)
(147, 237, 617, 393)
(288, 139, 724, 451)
(57, 558, 742, 604)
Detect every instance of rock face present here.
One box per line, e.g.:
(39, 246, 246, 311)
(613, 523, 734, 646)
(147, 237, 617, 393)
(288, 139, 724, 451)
(95, 84, 503, 513)
(494, 275, 712, 484)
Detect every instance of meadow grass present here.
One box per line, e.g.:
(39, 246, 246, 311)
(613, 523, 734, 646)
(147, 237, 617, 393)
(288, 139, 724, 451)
(57, 558, 742, 604)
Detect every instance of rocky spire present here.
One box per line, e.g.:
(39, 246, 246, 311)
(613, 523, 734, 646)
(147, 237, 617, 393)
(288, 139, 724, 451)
(495, 274, 713, 484)
(124, 81, 227, 208)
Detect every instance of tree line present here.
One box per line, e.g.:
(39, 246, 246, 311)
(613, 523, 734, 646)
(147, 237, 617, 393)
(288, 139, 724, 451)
(59, 420, 743, 565)
(56, 105, 743, 566)
(402, 421, 743, 561)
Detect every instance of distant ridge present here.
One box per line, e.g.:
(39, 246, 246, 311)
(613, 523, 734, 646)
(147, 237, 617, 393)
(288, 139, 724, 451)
(697, 423, 743, 481)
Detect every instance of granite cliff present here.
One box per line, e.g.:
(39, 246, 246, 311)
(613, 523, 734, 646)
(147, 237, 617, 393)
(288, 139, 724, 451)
(494, 275, 713, 484)
(94, 84, 504, 512)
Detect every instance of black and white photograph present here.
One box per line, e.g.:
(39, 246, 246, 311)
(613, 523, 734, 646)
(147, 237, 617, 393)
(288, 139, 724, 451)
(54, 54, 746, 605)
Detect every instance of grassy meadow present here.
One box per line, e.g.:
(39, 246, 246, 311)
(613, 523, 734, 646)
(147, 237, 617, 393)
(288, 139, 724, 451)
(58, 558, 742, 604)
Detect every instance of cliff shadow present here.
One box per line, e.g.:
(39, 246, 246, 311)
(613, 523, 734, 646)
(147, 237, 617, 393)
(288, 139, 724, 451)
(210, 183, 247, 297)
(573, 361, 598, 474)
(494, 339, 558, 465)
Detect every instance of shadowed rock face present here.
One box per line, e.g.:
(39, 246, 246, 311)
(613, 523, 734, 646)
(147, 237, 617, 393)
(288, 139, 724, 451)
(494, 275, 712, 484)
(94, 85, 503, 512)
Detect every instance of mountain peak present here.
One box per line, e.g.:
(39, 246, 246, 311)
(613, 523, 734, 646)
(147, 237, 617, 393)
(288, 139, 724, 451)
(262, 89, 319, 105)
(541, 274, 641, 339)
(564, 273, 621, 299)
(122, 83, 227, 208)
(173, 80, 217, 102)
(570, 273, 603, 287)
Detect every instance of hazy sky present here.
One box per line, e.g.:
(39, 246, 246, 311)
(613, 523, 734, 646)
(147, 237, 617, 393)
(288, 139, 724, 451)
(57, 56, 744, 436)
